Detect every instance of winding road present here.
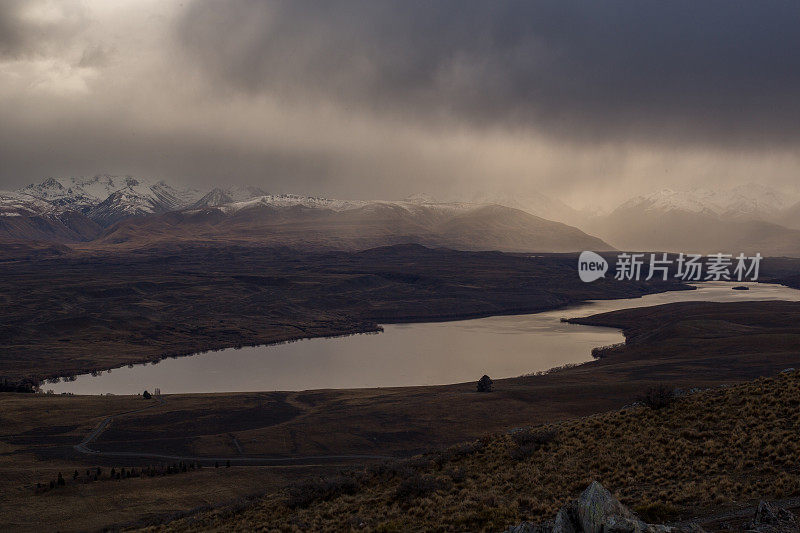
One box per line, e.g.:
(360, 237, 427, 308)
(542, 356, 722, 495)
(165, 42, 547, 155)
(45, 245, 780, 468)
(73, 395, 393, 465)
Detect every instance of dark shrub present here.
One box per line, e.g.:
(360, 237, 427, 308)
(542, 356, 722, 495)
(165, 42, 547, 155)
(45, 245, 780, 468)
(477, 375, 493, 392)
(394, 473, 447, 501)
(142, 390, 152, 399)
(445, 467, 466, 484)
(286, 476, 360, 509)
(640, 385, 676, 410)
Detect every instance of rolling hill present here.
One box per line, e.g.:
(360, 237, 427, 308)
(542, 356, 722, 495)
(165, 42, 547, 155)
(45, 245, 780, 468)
(94, 200, 614, 253)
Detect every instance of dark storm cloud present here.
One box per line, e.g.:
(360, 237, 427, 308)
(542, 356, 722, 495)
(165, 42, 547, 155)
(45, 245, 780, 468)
(177, 0, 800, 146)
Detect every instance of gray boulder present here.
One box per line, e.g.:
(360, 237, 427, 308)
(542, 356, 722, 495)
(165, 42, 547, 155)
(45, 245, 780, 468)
(504, 482, 704, 533)
(553, 481, 651, 533)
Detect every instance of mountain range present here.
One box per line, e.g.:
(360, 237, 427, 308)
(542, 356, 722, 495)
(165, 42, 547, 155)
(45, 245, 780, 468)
(5, 176, 800, 256)
(0, 176, 611, 253)
(587, 184, 800, 257)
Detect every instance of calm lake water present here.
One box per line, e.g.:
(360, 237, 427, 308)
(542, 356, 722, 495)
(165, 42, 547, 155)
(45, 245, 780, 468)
(47, 282, 800, 395)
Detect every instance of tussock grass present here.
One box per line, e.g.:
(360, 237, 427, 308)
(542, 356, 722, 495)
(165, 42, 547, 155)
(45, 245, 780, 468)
(153, 371, 800, 532)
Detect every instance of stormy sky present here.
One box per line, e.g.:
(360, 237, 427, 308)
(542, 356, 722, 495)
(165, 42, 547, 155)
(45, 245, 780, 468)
(1, 0, 800, 209)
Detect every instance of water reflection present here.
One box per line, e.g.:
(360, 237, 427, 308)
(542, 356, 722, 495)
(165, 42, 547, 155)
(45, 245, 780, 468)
(47, 282, 800, 395)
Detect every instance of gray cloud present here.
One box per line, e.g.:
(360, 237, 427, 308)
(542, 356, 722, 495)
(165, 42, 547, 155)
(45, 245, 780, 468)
(177, 0, 800, 147)
(0, 0, 88, 59)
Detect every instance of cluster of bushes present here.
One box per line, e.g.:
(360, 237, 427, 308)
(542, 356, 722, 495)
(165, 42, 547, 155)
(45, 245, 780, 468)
(34, 461, 219, 494)
(590, 342, 626, 359)
(0, 377, 37, 393)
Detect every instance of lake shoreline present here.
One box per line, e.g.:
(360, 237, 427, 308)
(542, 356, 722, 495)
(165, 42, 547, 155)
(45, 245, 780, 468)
(43, 283, 694, 391)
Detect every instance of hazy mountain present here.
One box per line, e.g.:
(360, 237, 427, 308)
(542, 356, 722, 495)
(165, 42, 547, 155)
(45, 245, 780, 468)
(611, 184, 799, 220)
(776, 201, 800, 231)
(96, 196, 613, 253)
(596, 185, 800, 256)
(444, 191, 587, 227)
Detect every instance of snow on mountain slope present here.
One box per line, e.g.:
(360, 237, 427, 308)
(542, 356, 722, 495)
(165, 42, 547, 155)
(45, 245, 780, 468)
(596, 184, 800, 256)
(0, 190, 101, 242)
(616, 188, 720, 216)
(714, 183, 796, 218)
(211, 194, 482, 216)
(190, 186, 269, 208)
(215, 194, 367, 213)
(20, 175, 202, 226)
(0, 191, 57, 217)
(615, 184, 799, 219)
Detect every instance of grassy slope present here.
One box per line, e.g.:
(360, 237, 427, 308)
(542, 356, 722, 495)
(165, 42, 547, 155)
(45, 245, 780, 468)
(154, 371, 800, 532)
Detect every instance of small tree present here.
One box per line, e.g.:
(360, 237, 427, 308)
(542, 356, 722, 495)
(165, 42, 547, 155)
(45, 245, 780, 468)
(477, 375, 493, 393)
(143, 390, 152, 399)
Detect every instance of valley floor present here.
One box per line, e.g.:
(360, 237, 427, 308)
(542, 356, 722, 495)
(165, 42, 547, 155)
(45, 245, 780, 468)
(3, 300, 800, 530)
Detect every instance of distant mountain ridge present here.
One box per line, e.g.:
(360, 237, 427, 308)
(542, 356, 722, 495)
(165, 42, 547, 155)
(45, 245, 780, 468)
(97, 199, 612, 253)
(615, 184, 799, 220)
(0, 176, 614, 253)
(19, 175, 202, 223)
(9, 176, 800, 256)
(592, 183, 800, 256)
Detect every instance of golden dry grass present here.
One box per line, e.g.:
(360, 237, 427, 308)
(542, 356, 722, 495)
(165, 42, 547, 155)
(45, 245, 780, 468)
(151, 371, 800, 532)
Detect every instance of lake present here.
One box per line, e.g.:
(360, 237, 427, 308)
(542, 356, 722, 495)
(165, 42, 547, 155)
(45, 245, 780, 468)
(46, 281, 800, 394)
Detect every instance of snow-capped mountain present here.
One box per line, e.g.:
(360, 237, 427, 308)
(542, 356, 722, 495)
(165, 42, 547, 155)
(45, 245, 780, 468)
(0, 191, 58, 217)
(595, 183, 800, 256)
(0, 190, 101, 242)
(615, 184, 799, 220)
(215, 194, 366, 213)
(19, 175, 203, 226)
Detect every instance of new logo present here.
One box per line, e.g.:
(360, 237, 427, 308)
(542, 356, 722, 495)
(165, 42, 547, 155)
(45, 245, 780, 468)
(578, 251, 608, 282)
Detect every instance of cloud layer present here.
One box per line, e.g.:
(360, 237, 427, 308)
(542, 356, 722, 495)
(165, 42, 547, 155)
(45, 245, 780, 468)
(178, 0, 800, 146)
(2, 1, 800, 208)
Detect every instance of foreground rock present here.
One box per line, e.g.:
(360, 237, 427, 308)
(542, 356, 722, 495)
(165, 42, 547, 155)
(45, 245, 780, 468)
(505, 481, 704, 533)
(747, 500, 799, 532)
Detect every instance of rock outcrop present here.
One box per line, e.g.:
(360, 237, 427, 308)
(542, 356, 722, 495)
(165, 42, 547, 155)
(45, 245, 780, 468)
(505, 481, 704, 533)
(747, 500, 798, 532)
